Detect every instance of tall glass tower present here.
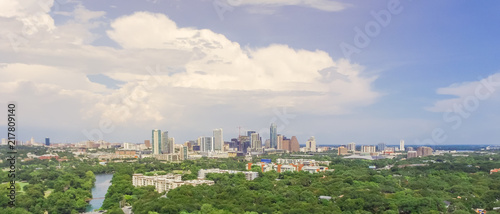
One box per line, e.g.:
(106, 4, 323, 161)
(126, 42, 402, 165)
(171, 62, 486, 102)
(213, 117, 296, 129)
(270, 123, 277, 149)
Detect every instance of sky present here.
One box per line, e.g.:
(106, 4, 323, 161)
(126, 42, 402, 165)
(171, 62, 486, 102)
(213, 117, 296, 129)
(1, 0, 500, 146)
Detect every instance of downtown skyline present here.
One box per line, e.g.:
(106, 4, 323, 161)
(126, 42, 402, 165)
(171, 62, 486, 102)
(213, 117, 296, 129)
(1, 1, 500, 145)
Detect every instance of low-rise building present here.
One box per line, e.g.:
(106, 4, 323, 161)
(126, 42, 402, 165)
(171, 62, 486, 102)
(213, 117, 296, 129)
(132, 173, 214, 193)
(198, 168, 259, 181)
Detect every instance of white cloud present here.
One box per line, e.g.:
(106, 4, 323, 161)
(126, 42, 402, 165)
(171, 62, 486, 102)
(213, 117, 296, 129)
(0, 7, 379, 142)
(226, 0, 349, 13)
(426, 73, 500, 112)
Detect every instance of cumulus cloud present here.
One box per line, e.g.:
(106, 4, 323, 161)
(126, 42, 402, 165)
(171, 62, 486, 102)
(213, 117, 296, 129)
(0, 5, 379, 142)
(426, 73, 500, 112)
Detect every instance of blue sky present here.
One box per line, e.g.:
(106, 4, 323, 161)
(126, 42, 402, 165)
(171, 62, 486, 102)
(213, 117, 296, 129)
(0, 0, 499, 145)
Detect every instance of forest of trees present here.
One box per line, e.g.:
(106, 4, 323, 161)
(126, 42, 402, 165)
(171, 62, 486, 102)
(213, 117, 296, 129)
(1, 145, 500, 214)
(102, 152, 500, 214)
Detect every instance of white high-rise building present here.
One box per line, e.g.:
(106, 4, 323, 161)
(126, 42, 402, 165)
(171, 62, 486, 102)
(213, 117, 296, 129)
(200, 136, 214, 152)
(168, 137, 175, 154)
(213, 128, 223, 151)
(400, 139, 405, 151)
(1, 138, 7, 145)
(152, 129, 162, 155)
(306, 136, 316, 152)
(347, 142, 356, 152)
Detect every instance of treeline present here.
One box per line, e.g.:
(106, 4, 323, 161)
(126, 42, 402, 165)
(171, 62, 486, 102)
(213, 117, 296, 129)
(0, 156, 109, 214)
(105, 153, 500, 214)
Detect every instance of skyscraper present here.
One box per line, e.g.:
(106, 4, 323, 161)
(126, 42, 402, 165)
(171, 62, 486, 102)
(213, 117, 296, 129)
(251, 133, 261, 151)
(161, 131, 169, 153)
(200, 136, 214, 152)
(305, 136, 316, 152)
(277, 134, 283, 150)
(270, 123, 277, 149)
(168, 137, 175, 154)
(290, 136, 300, 152)
(152, 129, 162, 155)
(377, 143, 386, 152)
(400, 139, 405, 151)
(213, 128, 223, 151)
(247, 130, 256, 137)
(45, 138, 50, 146)
(347, 142, 356, 152)
(180, 146, 188, 160)
(282, 138, 290, 152)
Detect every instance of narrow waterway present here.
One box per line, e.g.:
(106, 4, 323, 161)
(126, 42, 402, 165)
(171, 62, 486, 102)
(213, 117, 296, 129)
(86, 174, 114, 212)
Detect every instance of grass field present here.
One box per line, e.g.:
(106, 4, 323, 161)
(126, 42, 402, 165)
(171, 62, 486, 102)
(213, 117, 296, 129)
(44, 189, 54, 198)
(1, 181, 29, 192)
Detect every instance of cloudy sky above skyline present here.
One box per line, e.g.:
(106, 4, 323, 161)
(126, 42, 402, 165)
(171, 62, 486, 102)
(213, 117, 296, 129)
(1, 0, 500, 145)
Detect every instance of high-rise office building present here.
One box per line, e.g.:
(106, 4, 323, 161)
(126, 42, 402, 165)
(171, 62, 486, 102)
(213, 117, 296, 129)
(247, 130, 256, 137)
(400, 139, 405, 151)
(305, 136, 316, 152)
(377, 143, 386, 152)
(152, 129, 162, 155)
(251, 133, 261, 151)
(277, 134, 283, 150)
(270, 123, 277, 149)
(290, 136, 300, 152)
(144, 140, 151, 148)
(347, 142, 356, 152)
(45, 138, 50, 146)
(180, 146, 188, 160)
(168, 137, 175, 154)
(200, 136, 214, 152)
(161, 131, 169, 153)
(213, 128, 223, 151)
(282, 139, 290, 152)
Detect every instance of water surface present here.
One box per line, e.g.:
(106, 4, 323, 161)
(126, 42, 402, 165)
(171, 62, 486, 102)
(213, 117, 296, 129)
(85, 173, 113, 212)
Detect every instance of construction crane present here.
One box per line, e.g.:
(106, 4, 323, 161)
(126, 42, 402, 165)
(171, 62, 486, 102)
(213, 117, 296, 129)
(236, 126, 242, 137)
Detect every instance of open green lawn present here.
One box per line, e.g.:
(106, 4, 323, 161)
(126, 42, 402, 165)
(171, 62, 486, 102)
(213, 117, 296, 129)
(17, 181, 29, 192)
(44, 189, 54, 198)
(1, 181, 29, 192)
